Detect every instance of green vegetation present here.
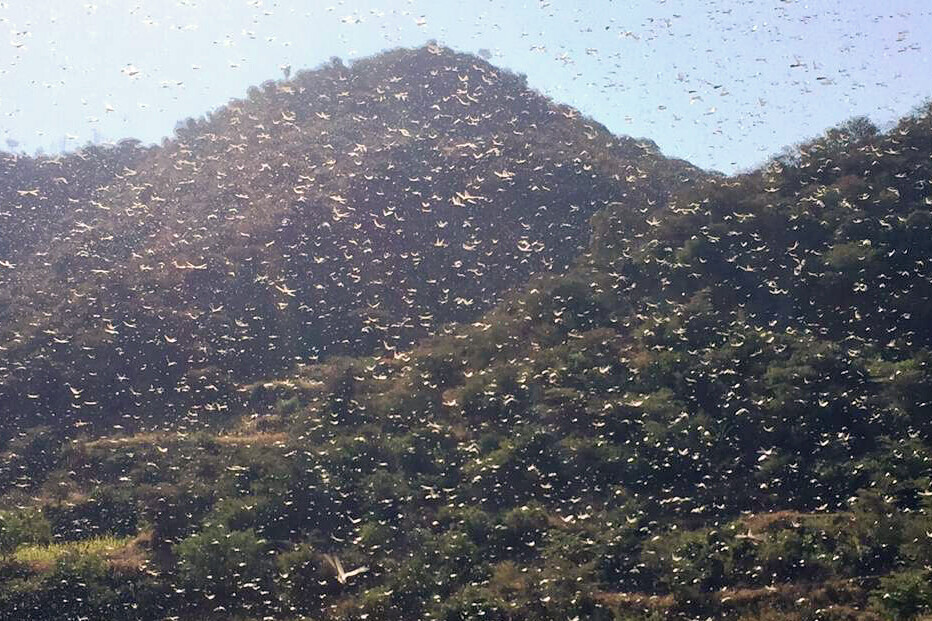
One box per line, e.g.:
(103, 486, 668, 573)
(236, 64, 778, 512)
(0, 47, 931, 620)
(12, 536, 133, 569)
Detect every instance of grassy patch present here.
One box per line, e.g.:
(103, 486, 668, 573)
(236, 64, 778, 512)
(13, 535, 135, 571)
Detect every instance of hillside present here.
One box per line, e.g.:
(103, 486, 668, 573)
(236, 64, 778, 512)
(0, 44, 700, 444)
(0, 143, 146, 260)
(1, 90, 931, 621)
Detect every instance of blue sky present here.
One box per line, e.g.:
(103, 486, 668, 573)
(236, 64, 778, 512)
(0, 0, 929, 173)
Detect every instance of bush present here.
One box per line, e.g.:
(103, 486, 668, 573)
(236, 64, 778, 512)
(141, 483, 215, 548)
(0, 509, 51, 558)
(276, 544, 333, 613)
(871, 570, 932, 620)
(274, 396, 300, 415)
(757, 528, 832, 582)
(45, 487, 137, 541)
(175, 527, 269, 603)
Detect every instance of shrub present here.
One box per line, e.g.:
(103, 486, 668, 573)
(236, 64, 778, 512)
(175, 527, 269, 603)
(0, 509, 51, 558)
(871, 570, 932, 620)
(45, 487, 137, 541)
(276, 544, 332, 613)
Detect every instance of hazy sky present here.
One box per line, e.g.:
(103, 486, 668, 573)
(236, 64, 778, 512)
(0, 0, 929, 173)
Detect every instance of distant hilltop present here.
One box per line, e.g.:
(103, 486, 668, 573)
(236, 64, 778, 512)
(0, 44, 701, 441)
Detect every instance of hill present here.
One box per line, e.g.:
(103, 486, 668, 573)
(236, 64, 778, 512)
(0, 90, 930, 620)
(0, 44, 700, 444)
(0, 141, 149, 263)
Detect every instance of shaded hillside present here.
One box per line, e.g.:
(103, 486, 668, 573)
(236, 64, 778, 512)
(0, 142, 149, 334)
(0, 141, 148, 262)
(0, 44, 701, 442)
(1, 105, 931, 621)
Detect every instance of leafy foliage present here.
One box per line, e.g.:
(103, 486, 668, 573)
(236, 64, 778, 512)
(1, 48, 931, 621)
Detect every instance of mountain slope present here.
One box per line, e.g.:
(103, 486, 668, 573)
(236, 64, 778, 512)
(1, 104, 930, 621)
(0, 45, 701, 442)
(0, 140, 148, 263)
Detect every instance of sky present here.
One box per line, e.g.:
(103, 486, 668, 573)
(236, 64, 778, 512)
(0, 0, 929, 173)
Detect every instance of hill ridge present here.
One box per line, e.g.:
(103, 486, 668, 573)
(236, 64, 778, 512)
(0, 44, 702, 443)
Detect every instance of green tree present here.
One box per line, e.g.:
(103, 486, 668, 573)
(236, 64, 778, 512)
(871, 570, 932, 620)
(175, 527, 269, 603)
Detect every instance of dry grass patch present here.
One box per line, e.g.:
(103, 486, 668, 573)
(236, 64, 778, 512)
(593, 590, 674, 610)
(107, 531, 152, 572)
(82, 432, 178, 450)
(741, 510, 853, 533)
(214, 431, 289, 447)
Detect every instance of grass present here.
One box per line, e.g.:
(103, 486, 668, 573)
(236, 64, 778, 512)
(13, 535, 135, 570)
(214, 431, 290, 446)
(81, 429, 290, 450)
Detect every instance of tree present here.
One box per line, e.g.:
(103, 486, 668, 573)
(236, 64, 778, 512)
(276, 544, 333, 613)
(175, 527, 269, 604)
(871, 570, 932, 620)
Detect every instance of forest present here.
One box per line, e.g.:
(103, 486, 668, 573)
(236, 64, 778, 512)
(0, 46, 931, 620)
